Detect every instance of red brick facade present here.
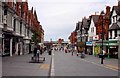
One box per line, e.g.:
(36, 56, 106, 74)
(96, 6, 111, 40)
(69, 31, 77, 45)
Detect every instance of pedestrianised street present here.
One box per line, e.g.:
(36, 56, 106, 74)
(0, 0, 120, 78)
(2, 50, 118, 77)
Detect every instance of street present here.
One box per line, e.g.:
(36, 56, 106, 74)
(52, 50, 118, 76)
(2, 50, 118, 77)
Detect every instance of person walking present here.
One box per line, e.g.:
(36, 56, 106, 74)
(103, 50, 106, 59)
(32, 45, 40, 62)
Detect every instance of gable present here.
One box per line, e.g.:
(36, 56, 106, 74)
(88, 18, 96, 37)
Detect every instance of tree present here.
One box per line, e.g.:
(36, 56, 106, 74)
(31, 31, 39, 44)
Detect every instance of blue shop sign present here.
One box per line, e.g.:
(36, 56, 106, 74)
(86, 42, 93, 46)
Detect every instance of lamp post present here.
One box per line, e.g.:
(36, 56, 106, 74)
(107, 39, 110, 59)
(101, 11, 104, 64)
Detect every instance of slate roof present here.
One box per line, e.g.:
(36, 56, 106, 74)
(114, 6, 120, 15)
(78, 22, 82, 30)
(82, 17, 90, 29)
(91, 15, 99, 25)
(110, 6, 120, 17)
(109, 23, 120, 30)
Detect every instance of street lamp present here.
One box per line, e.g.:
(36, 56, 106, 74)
(101, 11, 104, 64)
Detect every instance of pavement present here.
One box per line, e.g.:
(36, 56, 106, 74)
(2, 51, 52, 76)
(79, 54, 119, 70)
(52, 50, 118, 76)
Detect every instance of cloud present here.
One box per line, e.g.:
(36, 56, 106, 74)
(28, 0, 118, 41)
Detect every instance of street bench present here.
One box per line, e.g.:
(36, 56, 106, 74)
(31, 56, 45, 63)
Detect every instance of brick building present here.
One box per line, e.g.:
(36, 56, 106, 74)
(0, 0, 44, 56)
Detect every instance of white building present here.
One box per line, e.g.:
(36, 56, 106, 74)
(88, 15, 99, 55)
(108, 3, 120, 58)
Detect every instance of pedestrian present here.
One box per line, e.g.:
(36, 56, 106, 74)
(40, 46, 43, 55)
(33, 45, 37, 57)
(32, 45, 40, 61)
(18, 45, 20, 56)
(103, 50, 106, 59)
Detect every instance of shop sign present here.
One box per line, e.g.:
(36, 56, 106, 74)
(77, 42, 85, 47)
(86, 42, 92, 46)
(93, 35, 99, 40)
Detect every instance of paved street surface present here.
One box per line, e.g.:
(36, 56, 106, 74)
(2, 52, 51, 76)
(52, 50, 118, 76)
(1, 50, 119, 77)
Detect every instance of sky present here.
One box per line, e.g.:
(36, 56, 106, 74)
(28, 0, 118, 41)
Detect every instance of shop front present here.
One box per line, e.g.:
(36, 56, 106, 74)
(24, 39, 31, 54)
(2, 32, 13, 56)
(0, 29, 2, 56)
(86, 41, 93, 55)
(95, 40, 118, 58)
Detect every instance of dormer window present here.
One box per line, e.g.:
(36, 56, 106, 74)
(113, 15, 117, 23)
(115, 30, 117, 37)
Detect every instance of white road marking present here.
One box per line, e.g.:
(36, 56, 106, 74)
(50, 51, 55, 76)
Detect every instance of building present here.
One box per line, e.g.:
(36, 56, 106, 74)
(0, 1, 3, 56)
(108, 2, 120, 58)
(1, 1, 44, 56)
(81, 17, 90, 54)
(69, 31, 77, 46)
(88, 15, 99, 55)
(94, 6, 111, 57)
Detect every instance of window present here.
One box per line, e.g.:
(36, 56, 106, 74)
(110, 31, 112, 39)
(0, 6, 2, 23)
(27, 28, 29, 37)
(91, 28, 92, 32)
(113, 16, 115, 23)
(115, 30, 117, 37)
(25, 25, 27, 36)
(113, 16, 117, 23)
(93, 27, 94, 32)
(91, 27, 94, 33)
(13, 18, 16, 31)
(20, 22, 22, 34)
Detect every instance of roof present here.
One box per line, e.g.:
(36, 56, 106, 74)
(113, 6, 120, 15)
(82, 17, 90, 29)
(91, 15, 99, 25)
(109, 23, 120, 30)
(78, 22, 82, 30)
(110, 6, 120, 17)
(34, 10, 38, 21)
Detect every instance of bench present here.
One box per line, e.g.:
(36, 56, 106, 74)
(31, 56, 45, 63)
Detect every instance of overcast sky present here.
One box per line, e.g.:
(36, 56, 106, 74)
(28, 0, 118, 41)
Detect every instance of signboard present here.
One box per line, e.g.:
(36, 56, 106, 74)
(77, 42, 85, 52)
(94, 46, 100, 54)
(86, 42, 93, 46)
(93, 35, 99, 40)
(77, 42, 85, 47)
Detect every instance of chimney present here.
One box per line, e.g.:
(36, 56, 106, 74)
(95, 12, 99, 15)
(106, 6, 111, 14)
(118, 1, 120, 6)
